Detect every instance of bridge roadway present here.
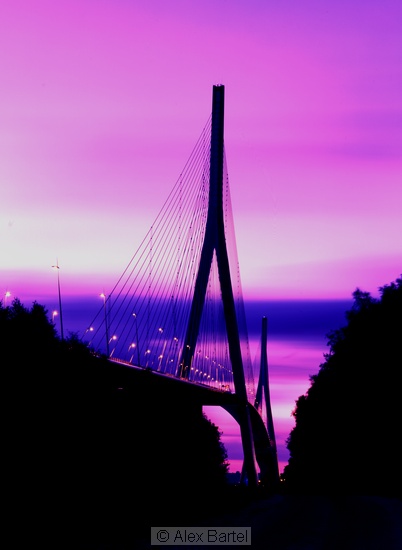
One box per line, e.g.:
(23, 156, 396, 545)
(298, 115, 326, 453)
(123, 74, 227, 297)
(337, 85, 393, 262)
(106, 357, 278, 488)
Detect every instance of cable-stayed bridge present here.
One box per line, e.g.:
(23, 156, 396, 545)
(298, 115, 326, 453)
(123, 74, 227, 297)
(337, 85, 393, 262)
(85, 85, 279, 490)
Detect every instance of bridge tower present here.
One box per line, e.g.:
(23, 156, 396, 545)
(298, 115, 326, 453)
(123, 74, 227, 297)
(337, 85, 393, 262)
(254, 316, 280, 486)
(177, 85, 259, 488)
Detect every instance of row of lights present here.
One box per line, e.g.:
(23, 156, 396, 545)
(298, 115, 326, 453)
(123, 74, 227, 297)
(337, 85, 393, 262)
(4, 280, 234, 390)
(88, 296, 234, 388)
(93, 317, 233, 388)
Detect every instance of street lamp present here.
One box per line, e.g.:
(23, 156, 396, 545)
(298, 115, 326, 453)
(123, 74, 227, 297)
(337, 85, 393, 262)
(128, 342, 136, 363)
(108, 335, 117, 357)
(132, 313, 140, 366)
(4, 291, 11, 307)
(51, 260, 64, 340)
(100, 293, 110, 356)
(52, 310, 58, 323)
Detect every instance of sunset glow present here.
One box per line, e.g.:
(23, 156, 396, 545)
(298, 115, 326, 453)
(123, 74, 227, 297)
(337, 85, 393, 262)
(1, 1, 401, 476)
(1, 0, 401, 304)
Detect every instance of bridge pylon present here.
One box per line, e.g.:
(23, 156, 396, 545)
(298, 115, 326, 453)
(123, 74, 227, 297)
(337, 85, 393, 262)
(254, 316, 280, 487)
(177, 85, 258, 488)
(239, 316, 280, 490)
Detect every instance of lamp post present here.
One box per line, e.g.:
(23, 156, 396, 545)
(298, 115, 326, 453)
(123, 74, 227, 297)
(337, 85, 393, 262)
(133, 313, 140, 366)
(4, 291, 11, 307)
(108, 335, 117, 357)
(128, 343, 136, 363)
(52, 260, 64, 340)
(52, 310, 58, 323)
(100, 293, 110, 356)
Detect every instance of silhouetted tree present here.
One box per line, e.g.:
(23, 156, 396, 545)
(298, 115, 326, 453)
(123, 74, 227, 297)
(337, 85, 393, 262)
(2, 298, 231, 545)
(282, 276, 402, 497)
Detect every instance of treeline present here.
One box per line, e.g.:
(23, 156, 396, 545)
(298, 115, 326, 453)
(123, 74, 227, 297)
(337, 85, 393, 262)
(3, 274, 401, 544)
(282, 276, 402, 497)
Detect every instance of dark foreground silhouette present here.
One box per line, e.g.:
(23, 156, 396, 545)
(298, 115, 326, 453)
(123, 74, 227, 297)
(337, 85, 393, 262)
(283, 276, 402, 498)
(2, 298, 236, 547)
(2, 277, 401, 548)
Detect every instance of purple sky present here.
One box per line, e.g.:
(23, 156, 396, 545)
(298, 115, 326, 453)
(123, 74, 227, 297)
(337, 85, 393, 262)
(1, 0, 401, 304)
(1, 1, 401, 475)
(205, 336, 328, 474)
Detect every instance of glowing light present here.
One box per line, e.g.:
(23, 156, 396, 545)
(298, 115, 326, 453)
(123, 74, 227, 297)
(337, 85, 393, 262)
(4, 291, 11, 307)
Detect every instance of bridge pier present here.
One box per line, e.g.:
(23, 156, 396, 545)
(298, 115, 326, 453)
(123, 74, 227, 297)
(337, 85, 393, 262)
(177, 85, 258, 488)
